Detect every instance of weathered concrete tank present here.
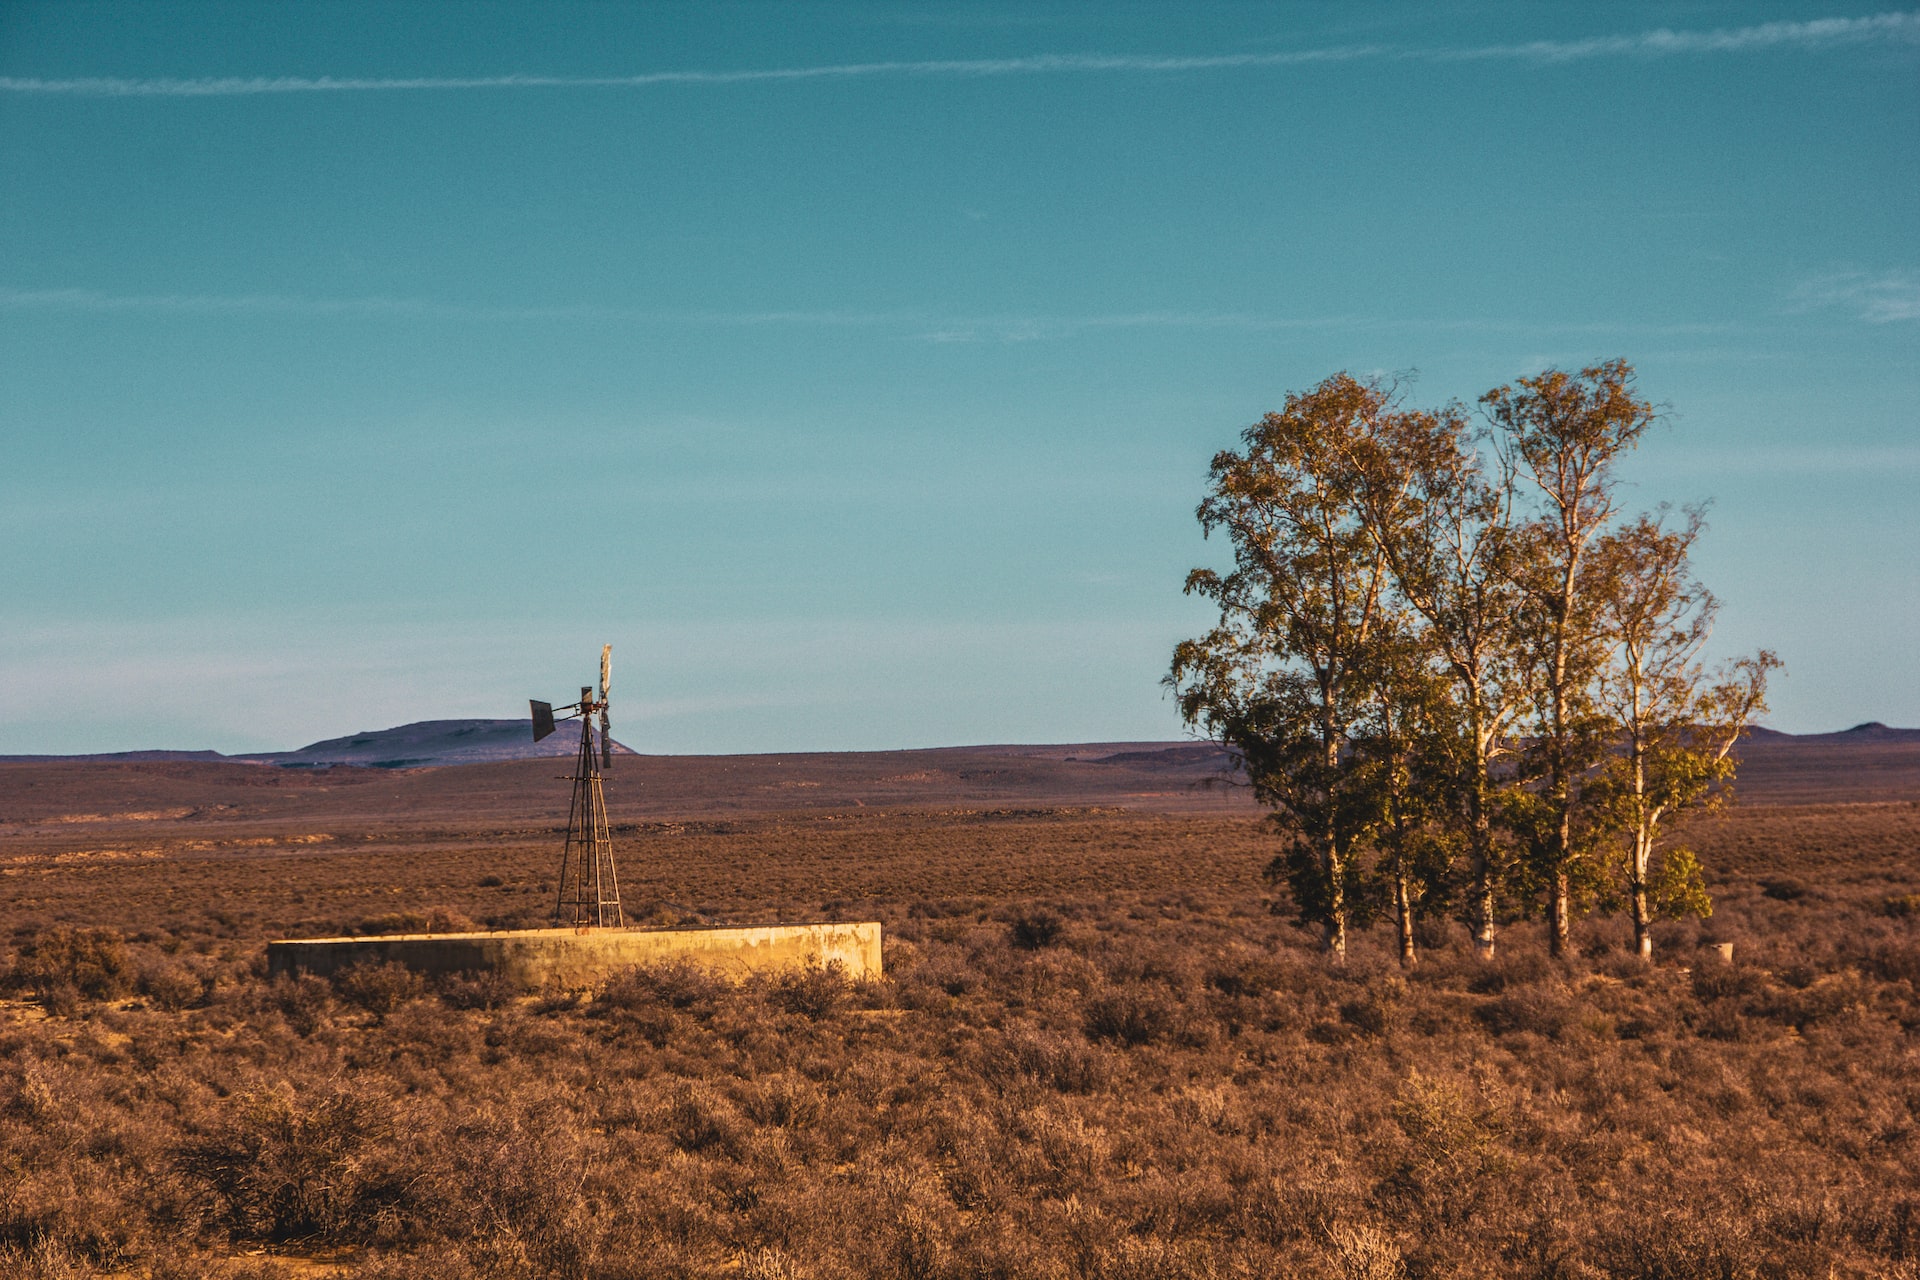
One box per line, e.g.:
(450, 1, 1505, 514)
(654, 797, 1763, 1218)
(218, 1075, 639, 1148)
(267, 921, 881, 989)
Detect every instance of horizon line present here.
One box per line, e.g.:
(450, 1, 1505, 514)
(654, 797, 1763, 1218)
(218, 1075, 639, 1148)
(0, 719, 1906, 763)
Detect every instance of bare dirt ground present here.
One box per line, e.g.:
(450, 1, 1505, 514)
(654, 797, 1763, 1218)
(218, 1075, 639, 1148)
(0, 736, 1916, 1278)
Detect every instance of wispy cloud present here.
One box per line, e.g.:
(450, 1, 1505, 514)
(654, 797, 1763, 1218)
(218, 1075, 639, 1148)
(1790, 270, 1920, 323)
(0, 286, 897, 327)
(1432, 11, 1920, 62)
(2, 13, 1912, 97)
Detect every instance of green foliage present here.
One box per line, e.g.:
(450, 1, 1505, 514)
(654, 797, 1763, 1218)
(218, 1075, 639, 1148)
(1651, 848, 1714, 921)
(1177, 359, 1776, 960)
(1170, 373, 1439, 953)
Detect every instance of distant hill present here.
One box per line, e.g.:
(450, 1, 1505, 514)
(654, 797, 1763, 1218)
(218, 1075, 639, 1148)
(1, 726, 1915, 825)
(1, 719, 632, 770)
(240, 719, 640, 769)
(2, 722, 1913, 798)
(1747, 721, 1920, 744)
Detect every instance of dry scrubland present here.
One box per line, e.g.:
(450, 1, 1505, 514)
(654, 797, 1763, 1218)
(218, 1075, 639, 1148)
(0, 746, 1917, 1278)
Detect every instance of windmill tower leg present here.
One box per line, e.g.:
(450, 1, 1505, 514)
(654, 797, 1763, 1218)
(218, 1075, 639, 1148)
(556, 686, 623, 930)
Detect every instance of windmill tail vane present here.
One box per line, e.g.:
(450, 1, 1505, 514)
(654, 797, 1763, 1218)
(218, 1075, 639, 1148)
(529, 645, 623, 929)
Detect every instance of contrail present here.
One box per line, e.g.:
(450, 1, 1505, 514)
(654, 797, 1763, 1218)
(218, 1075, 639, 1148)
(1, 13, 1912, 97)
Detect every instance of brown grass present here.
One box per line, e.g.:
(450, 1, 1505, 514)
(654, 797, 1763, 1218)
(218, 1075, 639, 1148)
(0, 754, 1914, 1278)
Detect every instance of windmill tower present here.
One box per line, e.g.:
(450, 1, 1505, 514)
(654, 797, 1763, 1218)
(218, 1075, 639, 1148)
(531, 645, 623, 929)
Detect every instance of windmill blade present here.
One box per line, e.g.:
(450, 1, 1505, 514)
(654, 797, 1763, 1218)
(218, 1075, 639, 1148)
(600, 644, 611, 702)
(530, 700, 556, 742)
(600, 708, 613, 769)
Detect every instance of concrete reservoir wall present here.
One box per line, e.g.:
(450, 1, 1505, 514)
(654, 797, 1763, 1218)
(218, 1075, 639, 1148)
(267, 922, 882, 989)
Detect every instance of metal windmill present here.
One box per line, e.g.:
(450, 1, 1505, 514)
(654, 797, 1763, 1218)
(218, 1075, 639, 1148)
(531, 645, 624, 929)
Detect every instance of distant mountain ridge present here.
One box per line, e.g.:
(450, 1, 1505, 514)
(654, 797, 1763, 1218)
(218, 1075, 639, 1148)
(1, 719, 634, 770)
(3, 720, 1913, 770)
(1745, 721, 1920, 744)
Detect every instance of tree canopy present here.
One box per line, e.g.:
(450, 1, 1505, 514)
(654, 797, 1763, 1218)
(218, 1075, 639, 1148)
(1171, 362, 1774, 964)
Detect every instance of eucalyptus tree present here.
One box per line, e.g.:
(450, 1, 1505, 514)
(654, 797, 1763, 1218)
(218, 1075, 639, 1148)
(1347, 619, 1459, 967)
(1484, 359, 1657, 958)
(1591, 508, 1780, 958)
(1169, 374, 1401, 959)
(1347, 404, 1527, 958)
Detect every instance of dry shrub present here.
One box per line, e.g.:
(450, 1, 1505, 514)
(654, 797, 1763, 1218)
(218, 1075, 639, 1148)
(1464, 948, 1552, 994)
(667, 1081, 746, 1157)
(1338, 994, 1396, 1037)
(866, 1172, 955, 1280)
(1474, 986, 1573, 1038)
(1239, 1167, 1357, 1246)
(1007, 907, 1064, 950)
(419, 1112, 595, 1280)
(1591, 1202, 1772, 1279)
(598, 958, 729, 1011)
(998, 1025, 1112, 1094)
(354, 906, 478, 935)
(137, 959, 203, 1011)
(0, 1241, 102, 1280)
(175, 1083, 409, 1243)
(1084, 988, 1200, 1047)
(770, 962, 848, 1020)
(269, 973, 333, 1035)
(737, 1074, 826, 1130)
(1326, 1223, 1405, 1280)
(1101, 1235, 1224, 1280)
(1857, 939, 1920, 986)
(739, 1248, 809, 1280)
(1203, 951, 1292, 997)
(900, 957, 979, 1003)
(333, 961, 425, 1017)
(1391, 1073, 1492, 1175)
(438, 967, 517, 1011)
(1753, 971, 1875, 1032)
(347, 1247, 481, 1280)
(1691, 960, 1767, 1002)
(1761, 876, 1810, 902)
(5, 927, 132, 1006)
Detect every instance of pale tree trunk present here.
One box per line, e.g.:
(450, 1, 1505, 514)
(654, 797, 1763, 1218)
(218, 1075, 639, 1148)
(1470, 850, 1496, 957)
(1470, 820, 1497, 958)
(1547, 558, 1578, 960)
(1395, 873, 1417, 967)
(1550, 868, 1572, 958)
(1630, 837, 1654, 959)
(1549, 805, 1573, 958)
(1468, 712, 1498, 959)
(1323, 840, 1348, 961)
(1322, 718, 1347, 962)
(1629, 730, 1655, 960)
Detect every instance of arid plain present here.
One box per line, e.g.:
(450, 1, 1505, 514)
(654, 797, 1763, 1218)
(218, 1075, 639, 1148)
(1, 729, 1917, 1278)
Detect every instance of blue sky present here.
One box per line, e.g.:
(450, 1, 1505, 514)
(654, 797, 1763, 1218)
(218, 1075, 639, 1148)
(1, 2, 1915, 753)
